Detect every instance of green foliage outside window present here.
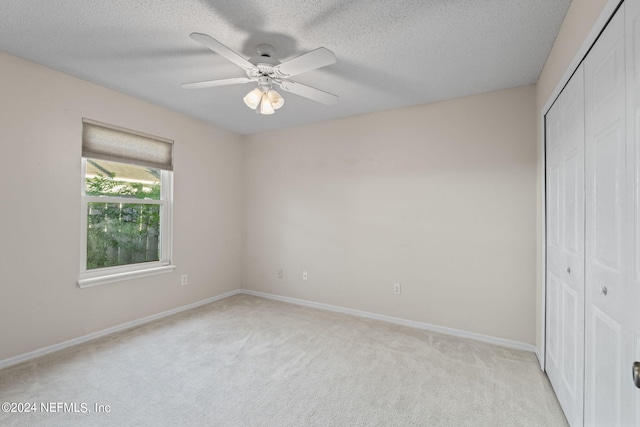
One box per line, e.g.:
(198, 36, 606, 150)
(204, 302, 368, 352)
(86, 172, 161, 270)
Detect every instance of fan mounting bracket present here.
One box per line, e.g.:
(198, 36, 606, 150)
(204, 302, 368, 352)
(256, 44, 275, 58)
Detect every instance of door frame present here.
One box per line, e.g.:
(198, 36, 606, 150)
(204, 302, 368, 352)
(539, 0, 623, 371)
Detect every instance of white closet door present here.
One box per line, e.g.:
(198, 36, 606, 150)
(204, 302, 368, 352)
(545, 63, 585, 427)
(584, 5, 628, 426)
(626, 0, 640, 423)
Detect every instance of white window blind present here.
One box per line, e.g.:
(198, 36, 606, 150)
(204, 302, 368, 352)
(82, 118, 173, 171)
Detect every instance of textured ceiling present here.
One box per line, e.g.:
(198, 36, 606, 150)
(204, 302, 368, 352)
(0, 0, 570, 135)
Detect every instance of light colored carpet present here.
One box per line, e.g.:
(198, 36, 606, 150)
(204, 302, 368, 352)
(0, 294, 567, 426)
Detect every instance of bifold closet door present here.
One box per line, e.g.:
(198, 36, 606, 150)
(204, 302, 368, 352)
(545, 62, 585, 427)
(584, 4, 630, 426)
(546, 1, 640, 424)
(625, 0, 640, 423)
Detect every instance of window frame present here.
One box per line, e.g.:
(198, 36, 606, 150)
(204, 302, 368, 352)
(77, 122, 175, 288)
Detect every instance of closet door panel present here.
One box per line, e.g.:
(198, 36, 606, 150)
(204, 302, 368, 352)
(561, 282, 578, 395)
(626, 0, 640, 423)
(593, 125, 625, 271)
(585, 6, 627, 426)
(563, 152, 579, 254)
(548, 271, 561, 365)
(546, 63, 585, 427)
(590, 307, 622, 426)
(546, 91, 563, 377)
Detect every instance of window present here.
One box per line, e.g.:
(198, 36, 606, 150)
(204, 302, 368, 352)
(78, 119, 174, 288)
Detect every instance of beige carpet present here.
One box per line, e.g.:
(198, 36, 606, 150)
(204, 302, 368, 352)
(0, 294, 566, 426)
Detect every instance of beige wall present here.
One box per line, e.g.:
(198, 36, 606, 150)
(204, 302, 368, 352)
(4, 0, 610, 360)
(243, 85, 538, 345)
(0, 51, 244, 361)
(535, 0, 611, 352)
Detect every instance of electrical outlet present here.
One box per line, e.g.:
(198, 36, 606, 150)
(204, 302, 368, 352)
(393, 283, 401, 295)
(303, 271, 308, 281)
(277, 269, 283, 279)
(181, 274, 188, 285)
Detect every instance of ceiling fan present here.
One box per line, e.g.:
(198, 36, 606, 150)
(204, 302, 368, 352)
(182, 33, 338, 115)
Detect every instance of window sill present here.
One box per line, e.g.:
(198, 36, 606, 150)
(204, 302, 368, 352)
(77, 265, 176, 289)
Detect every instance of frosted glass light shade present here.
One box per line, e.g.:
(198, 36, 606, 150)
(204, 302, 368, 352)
(259, 93, 275, 115)
(243, 88, 262, 109)
(267, 90, 284, 109)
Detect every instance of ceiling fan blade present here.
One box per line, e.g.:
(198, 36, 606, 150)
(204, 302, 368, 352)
(273, 47, 336, 78)
(190, 32, 257, 72)
(181, 77, 253, 89)
(277, 80, 338, 105)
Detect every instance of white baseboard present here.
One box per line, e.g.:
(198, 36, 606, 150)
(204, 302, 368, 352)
(241, 289, 536, 353)
(1, 287, 536, 370)
(534, 348, 544, 370)
(0, 289, 242, 370)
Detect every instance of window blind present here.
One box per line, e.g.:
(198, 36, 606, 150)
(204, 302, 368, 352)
(82, 119, 173, 171)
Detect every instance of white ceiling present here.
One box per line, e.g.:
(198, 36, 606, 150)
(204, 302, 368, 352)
(0, 0, 570, 135)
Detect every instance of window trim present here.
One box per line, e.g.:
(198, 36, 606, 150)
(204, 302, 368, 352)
(77, 264, 176, 288)
(78, 146, 175, 289)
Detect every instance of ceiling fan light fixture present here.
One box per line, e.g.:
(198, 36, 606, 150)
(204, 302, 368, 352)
(183, 34, 339, 117)
(259, 92, 275, 115)
(243, 88, 262, 109)
(267, 89, 284, 109)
